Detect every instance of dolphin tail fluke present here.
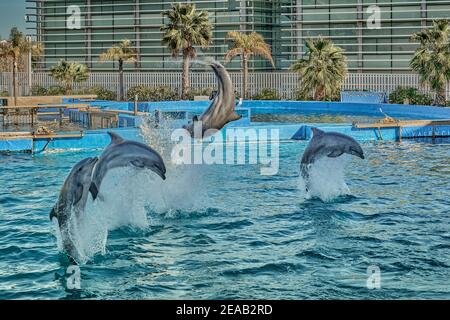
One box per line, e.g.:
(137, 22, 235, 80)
(89, 183, 99, 201)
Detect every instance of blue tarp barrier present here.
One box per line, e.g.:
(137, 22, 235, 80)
(0, 139, 33, 152)
(341, 91, 388, 104)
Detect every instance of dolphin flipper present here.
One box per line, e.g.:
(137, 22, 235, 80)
(327, 150, 344, 158)
(130, 159, 146, 169)
(72, 183, 84, 206)
(228, 112, 242, 122)
(89, 183, 99, 201)
(50, 207, 57, 220)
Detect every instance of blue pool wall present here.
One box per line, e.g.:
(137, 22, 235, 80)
(63, 99, 450, 120)
(2, 100, 450, 153)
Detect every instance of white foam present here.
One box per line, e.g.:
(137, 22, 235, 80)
(52, 117, 210, 264)
(298, 155, 351, 202)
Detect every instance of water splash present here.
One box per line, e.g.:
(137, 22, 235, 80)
(139, 113, 209, 213)
(139, 114, 175, 161)
(51, 116, 212, 264)
(298, 155, 351, 202)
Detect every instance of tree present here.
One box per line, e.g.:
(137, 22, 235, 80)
(290, 37, 347, 101)
(410, 19, 450, 106)
(50, 60, 89, 94)
(30, 41, 44, 69)
(224, 31, 275, 99)
(99, 39, 137, 101)
(161, 3, 212, 100)
(0, 28, 40, 105)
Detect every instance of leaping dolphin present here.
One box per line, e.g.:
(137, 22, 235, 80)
(300, 128, 365, 184)
(50, 157, 98, 262)
(89, 131, 166, 201)
(183, 60, 241, 138)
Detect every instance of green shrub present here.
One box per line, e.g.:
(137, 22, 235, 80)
(186, 87, 214, 100)
(74, 86, 116, 100)
(152, 86, 179, 101)
(252, 88, 280, 100)
(31, 85, 48, 96)
(294, 88, 340, 101)
(0, 90, 9, 96)
(127, 85, 179, 101)
(127, 85, 151, 101)
(389, 87, 433, 105)
(46, 86, 67, 96)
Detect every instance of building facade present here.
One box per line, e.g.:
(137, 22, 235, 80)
(26, 0, 450, 72)
(281, 0, 450, 71)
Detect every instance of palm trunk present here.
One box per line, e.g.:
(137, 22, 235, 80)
(314, 86, 325, 101)
(119, 59, 124, 101)
(433, 87, 446, 106)
(182, 52, 190, 100)
(13, 59, 18, 106)
(66, 83, 72, 95)
(242, 55, 249, 99)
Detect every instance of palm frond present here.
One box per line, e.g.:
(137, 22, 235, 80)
(160, 3, 213, 58)
(289, 37, 348, 100)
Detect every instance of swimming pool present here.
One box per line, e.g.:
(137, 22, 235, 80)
(0, 138, 449, 299)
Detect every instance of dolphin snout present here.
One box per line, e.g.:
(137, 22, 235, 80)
(153, 166, 166, 180)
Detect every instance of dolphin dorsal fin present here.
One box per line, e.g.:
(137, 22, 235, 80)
(311, 127, 325, 137)
(107, 131, 124, 144)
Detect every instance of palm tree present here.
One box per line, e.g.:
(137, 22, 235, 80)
(290, 37, 347, 101)
(0, 28, 37, 105)
(50, 60, 89, 94)
(30, 41, 44, 69)
(410, 20, 450, 106)
(161, 3, 213, 100)
(224, 31, 275, 99)
(99, 39, 137, 101)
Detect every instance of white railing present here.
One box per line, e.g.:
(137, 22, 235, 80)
(0, 72, 449, 100)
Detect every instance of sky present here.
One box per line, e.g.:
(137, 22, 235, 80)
(0, 0, 27, 39)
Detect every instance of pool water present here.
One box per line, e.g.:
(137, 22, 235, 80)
(251, 113, 383, 124)
(0, 139, 449, 299)
(249, 109, 414, 124)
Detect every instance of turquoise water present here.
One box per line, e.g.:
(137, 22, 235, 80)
(0, 139, 449, 299)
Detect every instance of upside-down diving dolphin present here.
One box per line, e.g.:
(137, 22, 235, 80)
(183, 60, 241, 138)
(300, 128, 365, 187)
(50, 157, 98, 263)
(89, 131, 167, 201)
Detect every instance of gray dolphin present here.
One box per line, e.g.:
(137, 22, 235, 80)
(300, 128, 365, 185)
(89, 131, 166, 201)
(50, 157, 98, 262)
(183, 60, 241, 138)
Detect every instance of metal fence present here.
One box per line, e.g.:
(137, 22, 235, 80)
(1, 71, 449, 100)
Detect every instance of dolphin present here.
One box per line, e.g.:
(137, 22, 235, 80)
(183, 60, 241, 138)
(89, 131, 166, 201)
(50, 157, 98, 262)
(300, 128, 365, 184)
